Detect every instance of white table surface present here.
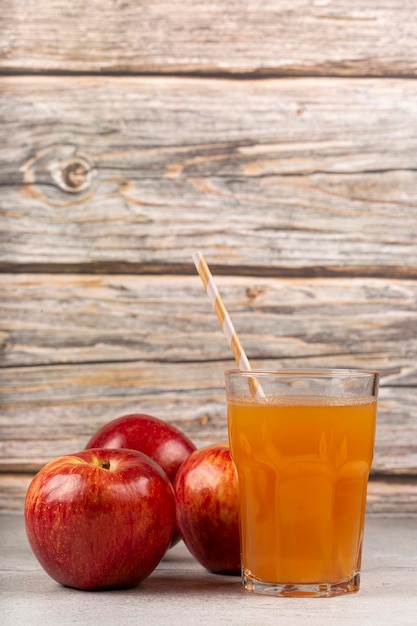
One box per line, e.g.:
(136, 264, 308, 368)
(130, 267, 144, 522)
(1, 514, 416, 626)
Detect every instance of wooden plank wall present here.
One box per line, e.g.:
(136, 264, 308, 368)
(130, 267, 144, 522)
(1, 1, 416, 514)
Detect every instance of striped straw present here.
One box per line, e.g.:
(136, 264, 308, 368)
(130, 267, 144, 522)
(192, 251, 264, 398)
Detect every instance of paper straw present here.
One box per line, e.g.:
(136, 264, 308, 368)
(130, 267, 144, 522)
(192, 251, 264, 398)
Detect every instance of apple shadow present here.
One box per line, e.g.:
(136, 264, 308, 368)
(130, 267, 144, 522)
(131, 573, 244, 598)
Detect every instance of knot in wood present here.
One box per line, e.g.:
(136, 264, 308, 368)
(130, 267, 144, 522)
(53, 157, 94, 194)
(246, 286, 265, 301)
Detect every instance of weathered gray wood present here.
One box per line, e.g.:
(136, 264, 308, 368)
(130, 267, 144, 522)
(1, 76, 417, 272)
(366, 478, 417, 516)
(0, 475, 33, 515)
(0, 358, 415, 474)
(1, 273, 415, 489)
(1, 1, 417, 76)
(1, 274, 416, 376)
(1, 270, 416, 476)
(1, 2, 416, 519)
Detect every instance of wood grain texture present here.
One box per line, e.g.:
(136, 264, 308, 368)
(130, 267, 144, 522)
(1, 273, 415, 485)
(0, 359, 415, 474)
(1, 274, 416, 373)
(1, 76, 417, 272)
(1, 1, 417, 75)
(1, 2, 416, 515)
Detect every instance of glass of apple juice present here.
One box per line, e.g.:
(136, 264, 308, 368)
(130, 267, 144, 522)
(225, 368, 379, 598)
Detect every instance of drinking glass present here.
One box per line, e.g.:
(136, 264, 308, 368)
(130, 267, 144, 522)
(225, 369, 379, 597)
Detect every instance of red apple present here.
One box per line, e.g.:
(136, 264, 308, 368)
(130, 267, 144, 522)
(174, 443, 241, 575)
(85, 413, 196, 484)
(86, 413, 196, 549)
(25, 448, 176, 590)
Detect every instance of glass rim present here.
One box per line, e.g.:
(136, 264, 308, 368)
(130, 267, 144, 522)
(224, 368, 379, 378)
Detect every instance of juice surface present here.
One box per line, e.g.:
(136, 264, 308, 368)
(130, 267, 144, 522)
(227, 397, 377, 584)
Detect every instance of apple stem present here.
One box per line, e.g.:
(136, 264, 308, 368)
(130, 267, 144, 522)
(100, 460, 111, 470)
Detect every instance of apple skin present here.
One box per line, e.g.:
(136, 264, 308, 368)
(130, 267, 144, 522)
(24, 448, 176, 591)
(174, 443, 241, 575)
(85, 413, 196, 485)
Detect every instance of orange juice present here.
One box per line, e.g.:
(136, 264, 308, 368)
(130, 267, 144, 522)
(227, 396, 377, 587)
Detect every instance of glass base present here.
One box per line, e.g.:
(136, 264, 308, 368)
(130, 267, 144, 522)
(243, 569, 361, 598)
